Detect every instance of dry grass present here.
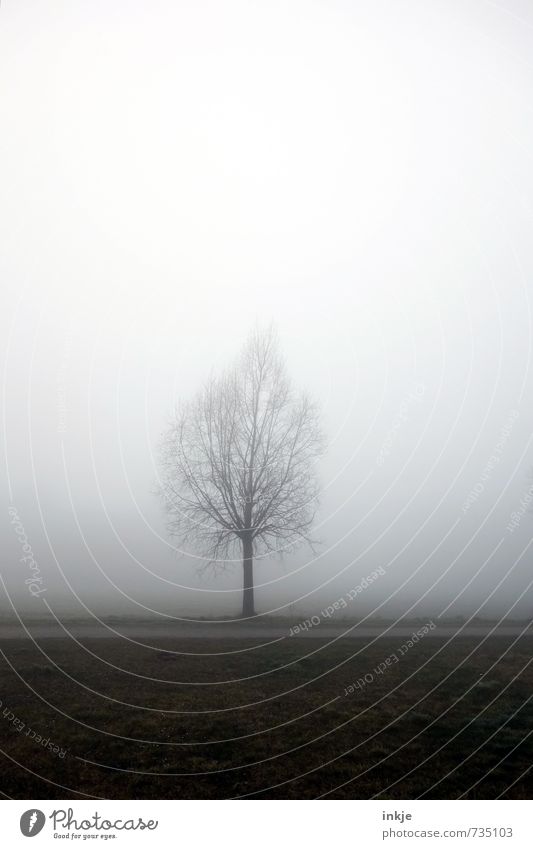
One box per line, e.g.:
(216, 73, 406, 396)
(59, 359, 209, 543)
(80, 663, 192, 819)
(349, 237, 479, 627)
(0, 634, 531, 799)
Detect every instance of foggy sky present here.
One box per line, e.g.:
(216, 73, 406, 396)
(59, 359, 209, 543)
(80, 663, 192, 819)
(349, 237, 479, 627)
(2, 0, 533, 621)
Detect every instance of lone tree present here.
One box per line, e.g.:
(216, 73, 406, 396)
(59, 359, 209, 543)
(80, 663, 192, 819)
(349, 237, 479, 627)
(159, 327, 324, 617)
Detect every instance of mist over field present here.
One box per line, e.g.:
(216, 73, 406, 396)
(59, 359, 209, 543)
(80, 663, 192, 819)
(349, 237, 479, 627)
(2, 0, 533, 623)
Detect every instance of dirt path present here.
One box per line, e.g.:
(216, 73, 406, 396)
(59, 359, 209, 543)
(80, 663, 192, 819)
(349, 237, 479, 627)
(0, 621, 531, 640)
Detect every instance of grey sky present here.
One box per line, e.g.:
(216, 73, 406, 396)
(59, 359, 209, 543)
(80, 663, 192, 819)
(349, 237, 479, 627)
(1, 0, 533, 620)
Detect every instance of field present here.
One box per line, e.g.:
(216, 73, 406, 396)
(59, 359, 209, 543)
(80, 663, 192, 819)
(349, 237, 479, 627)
(0, 631, 531, 799)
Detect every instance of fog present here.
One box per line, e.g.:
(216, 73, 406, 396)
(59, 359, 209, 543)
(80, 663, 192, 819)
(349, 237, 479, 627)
(2, 0, 533, 622)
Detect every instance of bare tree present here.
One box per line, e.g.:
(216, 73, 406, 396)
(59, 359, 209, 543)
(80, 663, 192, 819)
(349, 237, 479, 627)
(159, 327, 324, 618)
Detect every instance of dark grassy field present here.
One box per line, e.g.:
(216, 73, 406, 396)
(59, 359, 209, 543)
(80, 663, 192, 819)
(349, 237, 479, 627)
(0, 634, 531, 799)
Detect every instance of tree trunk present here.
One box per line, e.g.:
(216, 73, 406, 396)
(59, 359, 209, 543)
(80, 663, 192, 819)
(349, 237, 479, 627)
(241, 533, 255, 618)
